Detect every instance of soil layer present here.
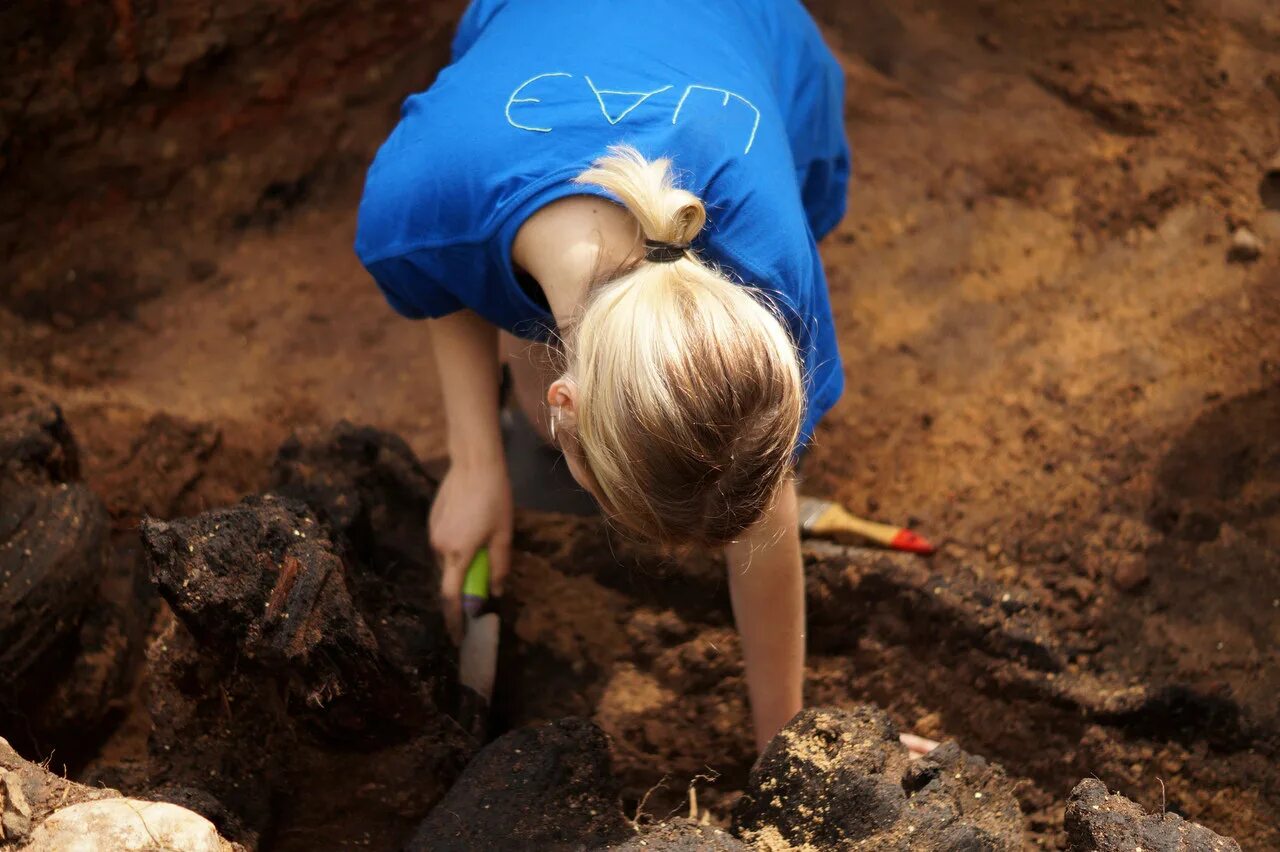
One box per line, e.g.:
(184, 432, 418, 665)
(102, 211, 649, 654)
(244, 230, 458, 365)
(2, 0, 1278, 848)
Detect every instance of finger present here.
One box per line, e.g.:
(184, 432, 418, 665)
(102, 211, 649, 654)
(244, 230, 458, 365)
(488, 532, 512, 598)
(441, 590, 463, 645)
(899, 732, 939, 759)
(438, 552, 466, 645)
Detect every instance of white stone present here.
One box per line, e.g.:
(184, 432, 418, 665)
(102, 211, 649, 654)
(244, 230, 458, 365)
(27, 799, 230, 851)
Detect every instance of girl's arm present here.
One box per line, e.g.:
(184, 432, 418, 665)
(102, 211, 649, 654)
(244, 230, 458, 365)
(428, 309, 513, 641)
(725, 481, 805, 752)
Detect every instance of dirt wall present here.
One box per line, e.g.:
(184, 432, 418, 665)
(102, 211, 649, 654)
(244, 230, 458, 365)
(1, 0, 464, 325)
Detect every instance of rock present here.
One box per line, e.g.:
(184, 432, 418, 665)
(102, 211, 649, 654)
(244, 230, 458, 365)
(271, 421, 437, 565)
(0, 482, 108, 688)
(3, 735, 239, 849)
(733, 706, 1023, 850)
(0, 391, 103, 686)
(270, 422, 454, 681)
(899, 740, 1026, 848)
(1, 736, 118, 822)
(733, 706, 907, 846)
(33, 539, 149, 757)
(1064, 778, 1241, 851)
(0, 391, 119, 760)
(1, 769, 33, 843)
(609, 819, 748, 850)
(1111, 552, 1150, 591)
(131, 435, 475, 848)
(1226, 226, 1262, 263)
(27, 799, 235, 851)
(135, 608, 475, 850)
(140, 494, 437, 743)
(408, 718, 631, 851)
(0, 390, 80, 484)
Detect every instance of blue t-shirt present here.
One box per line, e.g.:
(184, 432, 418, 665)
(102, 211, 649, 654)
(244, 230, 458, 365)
(355, 0, 849, 447)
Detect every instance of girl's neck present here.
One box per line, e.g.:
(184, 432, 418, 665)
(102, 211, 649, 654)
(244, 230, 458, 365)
(512, 195, 641, 328)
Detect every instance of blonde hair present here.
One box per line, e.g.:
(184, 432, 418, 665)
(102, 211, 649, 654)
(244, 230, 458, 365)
(560, 145, 804, 547)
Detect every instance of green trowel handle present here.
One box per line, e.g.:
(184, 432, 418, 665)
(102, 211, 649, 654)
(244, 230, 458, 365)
(461, 548, 490, 617)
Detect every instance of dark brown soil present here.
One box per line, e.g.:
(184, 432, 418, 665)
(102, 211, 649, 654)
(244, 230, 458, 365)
(406, 717, 632, 851)
(733, 706, 1024, 849)
(2, 0, 1279, 849)
(1064, 778, 1242, 852)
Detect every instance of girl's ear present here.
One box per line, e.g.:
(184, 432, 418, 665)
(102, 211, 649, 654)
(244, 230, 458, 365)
(546, 377, 578, 414)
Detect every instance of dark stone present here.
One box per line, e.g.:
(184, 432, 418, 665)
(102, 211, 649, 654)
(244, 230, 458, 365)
(0, 391, 117, 762)
(271, 423, 454, 671)
(268, 417, 460, 701)
(408, 718, 630, 851)
(1064, 779, 1241, 852)
(140, 494, 436, 744)
(31, 541, 147, 760)
(271, 421, 437, 568)
(733, 706, 907, 847)
(900, 741, 1024, 848)
(128, 429, 476, 847)
(733, 706, 1023, 850)
(0, 483, 107, 689)
(0, 389, 80, 485)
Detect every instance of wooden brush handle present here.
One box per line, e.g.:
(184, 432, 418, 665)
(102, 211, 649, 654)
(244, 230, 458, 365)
(808, 503, 899, 546)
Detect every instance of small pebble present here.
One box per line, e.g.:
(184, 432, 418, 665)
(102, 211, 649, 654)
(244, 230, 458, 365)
(1227, 226, 1262, 263)
(1112, 554, 1149, 592)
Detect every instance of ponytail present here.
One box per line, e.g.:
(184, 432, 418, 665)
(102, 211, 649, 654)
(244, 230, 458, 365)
(575, 146, 706, 250)
(560, 145, 803, 546)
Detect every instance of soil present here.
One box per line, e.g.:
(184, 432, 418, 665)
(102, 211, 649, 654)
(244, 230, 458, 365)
(1064, 778, 1243, 852)
(2, 0, 1279, 849)
(732, 706, 1024, 848)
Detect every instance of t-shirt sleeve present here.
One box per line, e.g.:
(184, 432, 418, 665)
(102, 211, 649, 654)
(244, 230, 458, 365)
(361, 252, 465, 320)
(758, 0, 851, 241)
(451, 0, 509, 62)
(793, 43, 850, 242)
(353, 123, 472, 321)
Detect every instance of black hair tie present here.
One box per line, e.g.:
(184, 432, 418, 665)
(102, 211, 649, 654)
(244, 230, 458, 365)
(644, 239, 690, 263)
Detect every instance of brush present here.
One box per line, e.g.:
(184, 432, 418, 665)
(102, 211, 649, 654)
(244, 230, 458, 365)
(797, 496, 936, 555)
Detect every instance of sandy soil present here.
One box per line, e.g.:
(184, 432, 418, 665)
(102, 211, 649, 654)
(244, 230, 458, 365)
(2, 0, 1278, 848)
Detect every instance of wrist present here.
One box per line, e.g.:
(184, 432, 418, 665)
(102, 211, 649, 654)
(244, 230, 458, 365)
(448, 440, 507, 476)
(445, 410, 503, 463)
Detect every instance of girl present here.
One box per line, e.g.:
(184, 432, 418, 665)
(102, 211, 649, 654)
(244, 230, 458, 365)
(355, 0, 848, 752)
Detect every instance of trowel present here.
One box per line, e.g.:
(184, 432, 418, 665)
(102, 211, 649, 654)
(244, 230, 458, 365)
(457, 548, 500, 740)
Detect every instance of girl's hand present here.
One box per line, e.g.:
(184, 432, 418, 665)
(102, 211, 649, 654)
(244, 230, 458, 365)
(430, 458, 513, 643)
(425, 309, 508, 643)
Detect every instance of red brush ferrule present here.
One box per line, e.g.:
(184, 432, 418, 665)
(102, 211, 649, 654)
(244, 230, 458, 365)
(889, 528, 937, 555)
